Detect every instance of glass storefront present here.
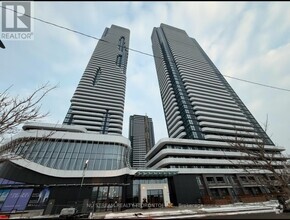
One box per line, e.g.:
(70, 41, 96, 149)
(92, 185, 122, 212)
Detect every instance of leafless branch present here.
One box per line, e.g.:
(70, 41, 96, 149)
(0, 82, 56, 138)
(0, 82, 57, 162)
(0, 127, 57, 163)
(222, 120, 290, 199)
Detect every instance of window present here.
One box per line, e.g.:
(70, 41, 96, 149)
(226, 176, 231, 184)
(108, 186, 122, 201)
(118, 37, 125, 52)
(100, 160, 106, 170)
(206, 177, 215, 184)
(94, 160, 100, 170)
(112, 160, 117, 170)
(116, 55, 122, 67)
(248, 176, 255, 182)
(244, 187, 252, 195)
(220, 188, 229, 196)
(106, 159, 112, 170)
(231, 176, 239, 183)
(233, 187, 242, 195)
(252, 187, 261, 195)
(196, 176, 203, 186)
(240, 176, 247, 183)
(101, 110, 110, 134)
(93, 68, 101, 86)
(97, 186, 108, 203)
(216, 177, 225, 183)
(91, 143, 99, 154)
(210, 189, 219, 198)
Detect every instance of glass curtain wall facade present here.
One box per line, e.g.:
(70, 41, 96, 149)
(14, 138, 128, 171)
(129, 115, 155, 168)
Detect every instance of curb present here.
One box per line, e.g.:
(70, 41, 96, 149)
(155, 208, 277, 219)
(103, 207, 277, 219)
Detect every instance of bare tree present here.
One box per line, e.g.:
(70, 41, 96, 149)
(224, 118, 290, 201)
(0, 82, 56, 160)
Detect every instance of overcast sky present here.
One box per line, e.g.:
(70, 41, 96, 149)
(1, 2, 290, 154)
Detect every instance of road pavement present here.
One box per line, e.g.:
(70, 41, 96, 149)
(198, 212, 289, 219)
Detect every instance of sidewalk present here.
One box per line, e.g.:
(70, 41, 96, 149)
(93, 200, 280, 219)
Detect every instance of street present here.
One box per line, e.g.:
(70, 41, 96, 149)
(154, 211, 289, 219)
(197, 212, 289, 219)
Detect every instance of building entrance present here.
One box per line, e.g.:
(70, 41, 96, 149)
(139, 183, 170, 208)
(147, 189, 164, 208)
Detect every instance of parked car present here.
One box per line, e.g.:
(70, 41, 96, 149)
(59, 207, 77, 218)
(59, 207, 90, 219)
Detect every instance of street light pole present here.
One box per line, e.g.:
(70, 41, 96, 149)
(77, 160, 89, 211)
(80, 159, 89, 187)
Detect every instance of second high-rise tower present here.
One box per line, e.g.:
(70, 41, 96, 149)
(151, 23, 273, 144)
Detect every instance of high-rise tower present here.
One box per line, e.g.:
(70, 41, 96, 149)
(129, 115, 155, 168)
(63, 25, 130, 135)
(147, 24, 286, 205)
(0, 25, 134, 214)
(151, 23, 273, 145)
